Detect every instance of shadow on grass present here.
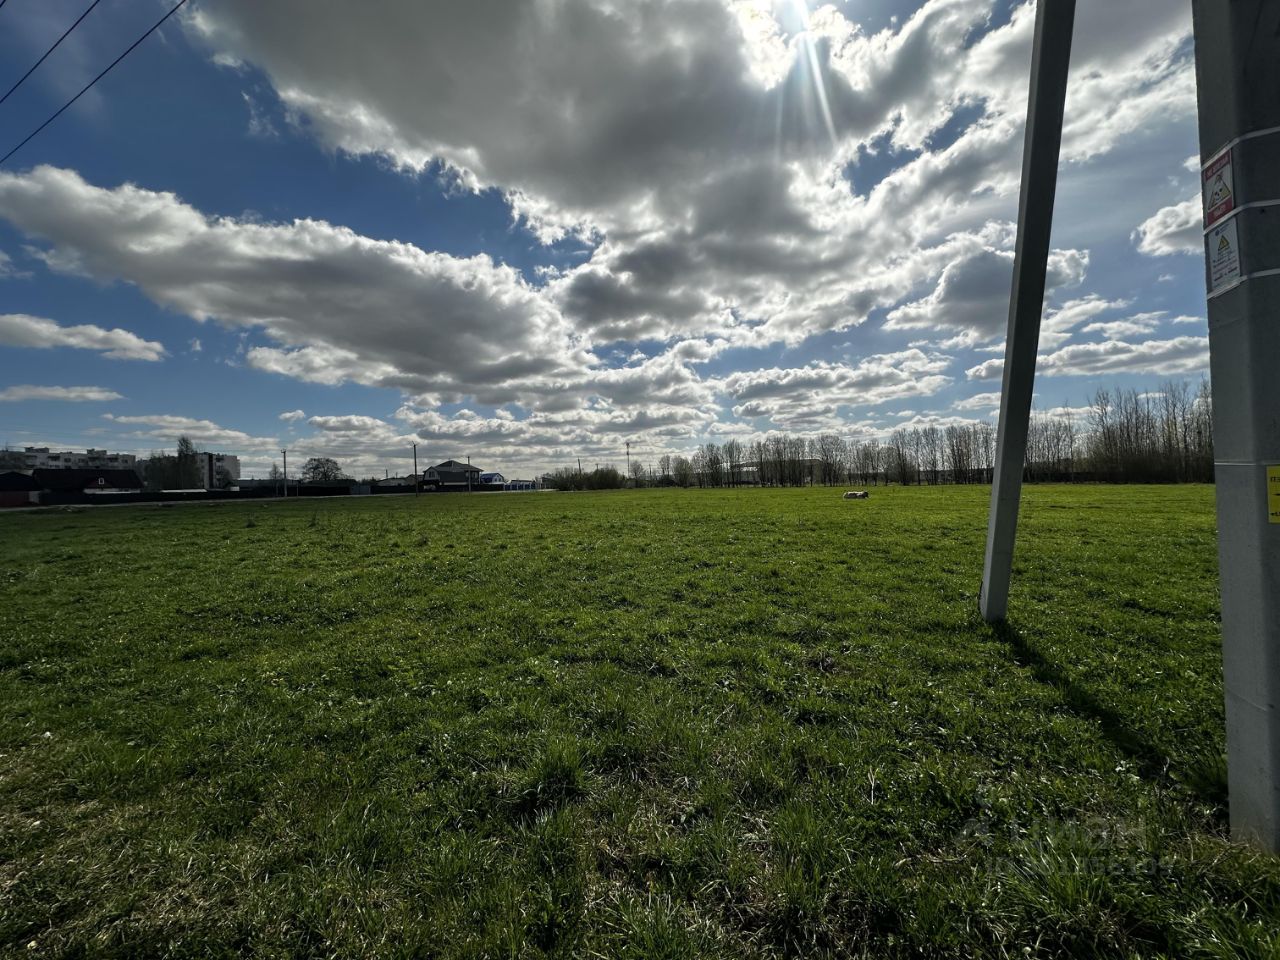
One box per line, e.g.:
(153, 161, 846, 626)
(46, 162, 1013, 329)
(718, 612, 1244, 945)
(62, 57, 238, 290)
(987, 620, 1228, 815)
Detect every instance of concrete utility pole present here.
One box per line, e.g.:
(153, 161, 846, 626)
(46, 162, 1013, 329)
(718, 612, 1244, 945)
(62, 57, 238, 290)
(978, 0, 1279, 852)
(412, 442, 419, 496)
(979, 0, 1076, 623)
(1192, 0, 1280, 853)
(281, 448, 287, 498)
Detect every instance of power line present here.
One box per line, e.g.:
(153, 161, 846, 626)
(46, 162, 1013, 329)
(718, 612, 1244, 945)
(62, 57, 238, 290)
(0, 0, 104, 107)
(0, 0, 190, 167)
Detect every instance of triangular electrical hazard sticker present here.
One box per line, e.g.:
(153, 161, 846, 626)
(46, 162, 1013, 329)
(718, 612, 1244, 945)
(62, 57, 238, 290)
(1209, 174, 1232, 208)
(1219, 234, 1231, 252)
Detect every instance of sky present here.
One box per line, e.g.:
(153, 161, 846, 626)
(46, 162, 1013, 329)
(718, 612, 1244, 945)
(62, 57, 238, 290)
(0, 0, 1208, 479)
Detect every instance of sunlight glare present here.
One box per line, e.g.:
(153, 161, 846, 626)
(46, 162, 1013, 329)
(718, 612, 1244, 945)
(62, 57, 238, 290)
(790, 0, 838, 147)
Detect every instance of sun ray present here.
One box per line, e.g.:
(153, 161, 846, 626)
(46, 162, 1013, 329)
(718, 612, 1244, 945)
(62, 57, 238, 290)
(790, 0, 838, 147)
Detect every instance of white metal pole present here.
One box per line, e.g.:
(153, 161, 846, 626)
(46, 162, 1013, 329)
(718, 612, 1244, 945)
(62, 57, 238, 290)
(1192, 0, 1280, 853)
(979, 0, 1076, 623)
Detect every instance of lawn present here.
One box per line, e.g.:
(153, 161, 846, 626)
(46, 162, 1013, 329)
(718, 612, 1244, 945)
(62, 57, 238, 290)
(1, 485, 1276, 958)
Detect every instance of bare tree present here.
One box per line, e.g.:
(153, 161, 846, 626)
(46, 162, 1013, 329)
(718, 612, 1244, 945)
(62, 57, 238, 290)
(887, 430, 914, 485)
(722, 439, 744, 486)
(301, 457, 349, 482)
(815, 434, 845, 485)
(672, 456, 694, 488)
(628, 459, 647, 487)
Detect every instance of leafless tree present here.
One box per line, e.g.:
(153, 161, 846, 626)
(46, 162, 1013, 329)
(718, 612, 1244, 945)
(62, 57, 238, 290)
(722, 439, 744, 486)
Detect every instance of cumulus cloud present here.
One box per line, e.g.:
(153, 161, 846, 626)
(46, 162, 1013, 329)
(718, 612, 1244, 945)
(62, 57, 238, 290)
(0, 384, 123, 402)
(183, 0, 1193, 351)
(1081, 312, 1163, 339)
(1134, 196, 1201, 256)
(0, 166, 591, 406)
(278, 409, 306, 422)
(308, 414, 393, 433)
(101, 413, 278, 450)
(1038, 336, 1209, 377)
(1038, 296, 1130, 350)
(965, 358, 1005, 381)
(720, 350, 951, 427)
(884, 246, 1088, 337)
(953, 391, 1003, 411)
(967, 335, 1209, 381)
(0, 313, 165, 361)
(0, 2, 1204, 467)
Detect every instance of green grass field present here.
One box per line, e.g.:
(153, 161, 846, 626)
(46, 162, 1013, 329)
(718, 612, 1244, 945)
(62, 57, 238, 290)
(2, 485, 1277, 958)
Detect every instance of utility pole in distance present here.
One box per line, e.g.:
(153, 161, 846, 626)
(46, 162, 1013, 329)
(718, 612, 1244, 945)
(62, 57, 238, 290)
(1192, 0, 1280, 853)
(281, 448, 287, 498)
(979, 0, 1076, 623)
(412, 442, 419, 496)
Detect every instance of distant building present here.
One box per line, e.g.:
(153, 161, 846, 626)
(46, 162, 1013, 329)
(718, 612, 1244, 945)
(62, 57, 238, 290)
(0, 471, 42, 507)
(15, 447, 138, 472)
(199, 452, 240, 490)
(136, 451, 240, 490)
(479, 471, 506, 486)
(373, 476, 417, 488)
(426, 460, 482, 490)
(32, 468, 143, 494)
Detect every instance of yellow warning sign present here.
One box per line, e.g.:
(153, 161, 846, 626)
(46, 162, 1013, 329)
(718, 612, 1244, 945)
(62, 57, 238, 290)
(1209, 219, 1241, 292)
(1269, 466, 1280, 524)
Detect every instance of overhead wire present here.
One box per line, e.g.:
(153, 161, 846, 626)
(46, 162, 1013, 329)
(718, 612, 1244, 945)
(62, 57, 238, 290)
(0, 0, 191, 167)
(0, 0, 104, 107)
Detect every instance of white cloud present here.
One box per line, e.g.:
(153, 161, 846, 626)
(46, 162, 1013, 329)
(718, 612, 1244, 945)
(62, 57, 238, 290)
(0, 250, 29, 279)
(968, 334, 1209, 381)
(101, 413, 277, 451)
(0, 313, 165, 361)
(278, 408, 306, 422)
(1134, 196, 1201, 255)
(1038, 336, 1209, 378)
(308, 414, 392, 433)
(884, 246, 1088, 337)
(966, 358, 1004, 381)
(0, 167, 591, 406)
(720, 350, 952, 427)
(242, 91, 278, 138)
(182, 0, 1192, 354)
(1040, 296, 1130, 350)
(0, 2, 1206, 467)
(0, 384, 123, 402)
(953, 391, 1002, 411)
(1081, 315, 1162, 339)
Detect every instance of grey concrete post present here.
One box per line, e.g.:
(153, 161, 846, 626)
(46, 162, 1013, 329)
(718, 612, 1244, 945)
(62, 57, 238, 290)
(980, 0, 1076, 623)
(1192, 0, 1280, 853)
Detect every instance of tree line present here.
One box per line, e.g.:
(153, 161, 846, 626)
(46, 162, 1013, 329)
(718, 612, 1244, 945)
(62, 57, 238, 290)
(614, 378, 1215, 488)
(143, 437, 209, 490)
(543, 465, 628, 491)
